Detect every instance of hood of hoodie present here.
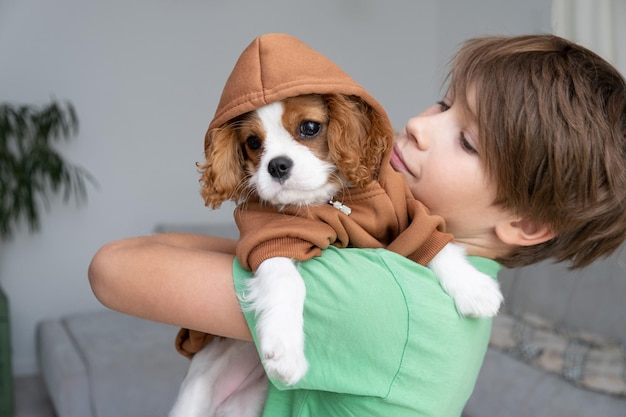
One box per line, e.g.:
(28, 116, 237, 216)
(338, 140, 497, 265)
(206, 33, 393, 150)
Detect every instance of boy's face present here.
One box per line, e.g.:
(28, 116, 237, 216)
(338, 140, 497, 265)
(390, 91, 514, 244)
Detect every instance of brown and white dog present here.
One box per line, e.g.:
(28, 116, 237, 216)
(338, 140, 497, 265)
(168, 94, 502, 417)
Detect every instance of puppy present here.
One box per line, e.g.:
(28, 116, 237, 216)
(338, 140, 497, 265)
(168, 93, 502, 417)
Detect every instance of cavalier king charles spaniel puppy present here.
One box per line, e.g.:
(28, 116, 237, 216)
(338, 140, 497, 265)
(168, 93, 502, 417)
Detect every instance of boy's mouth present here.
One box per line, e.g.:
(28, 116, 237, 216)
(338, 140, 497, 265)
(390, 144, 416, 178)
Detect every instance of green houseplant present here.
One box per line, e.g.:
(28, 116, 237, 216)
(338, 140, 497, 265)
(0, 100, 95, 416)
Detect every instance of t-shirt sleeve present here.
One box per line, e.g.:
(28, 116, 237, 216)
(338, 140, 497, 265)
(233, 247, 430, 396)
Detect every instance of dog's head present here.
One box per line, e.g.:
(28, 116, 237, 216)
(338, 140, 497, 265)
(198, 94, 392, 208)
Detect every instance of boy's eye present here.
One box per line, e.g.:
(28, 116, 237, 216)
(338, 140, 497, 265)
(460, 133, 477, 154)
(437, 100, 451, 112)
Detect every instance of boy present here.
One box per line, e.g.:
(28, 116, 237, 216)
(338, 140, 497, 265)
(88, 34, 626, 416)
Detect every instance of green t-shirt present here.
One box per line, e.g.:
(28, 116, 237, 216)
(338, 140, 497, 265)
(233, 246, 500, 417)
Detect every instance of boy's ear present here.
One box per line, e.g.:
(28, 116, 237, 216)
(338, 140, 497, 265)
(495, 218, 555, 247)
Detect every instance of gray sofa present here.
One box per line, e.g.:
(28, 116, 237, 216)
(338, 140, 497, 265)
(464, 258, 626, 417)
(37, 224, 626, 416)
(37, 310, 189, 417)
(37, 224, 238, 417)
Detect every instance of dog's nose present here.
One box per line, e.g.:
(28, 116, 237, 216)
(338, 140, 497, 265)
(268, 156, 293, 182)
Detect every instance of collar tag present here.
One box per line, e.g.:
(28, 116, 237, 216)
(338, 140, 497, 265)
(329, 199, 352, 215)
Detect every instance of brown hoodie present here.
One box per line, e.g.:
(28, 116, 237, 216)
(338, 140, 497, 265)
(176, 33, 452, 358)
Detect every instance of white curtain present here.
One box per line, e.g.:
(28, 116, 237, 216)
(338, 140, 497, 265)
(552, 0, 625, 71)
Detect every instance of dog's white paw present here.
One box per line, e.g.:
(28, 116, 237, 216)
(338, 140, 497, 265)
(429, 243, 503, 318)
(260, 335, 309, 385)
(447, 269, 503, 317)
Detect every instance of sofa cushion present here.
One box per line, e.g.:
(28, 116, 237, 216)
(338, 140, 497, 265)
(490, 311, 626, 397)
(498, 258, 626, 346)
(37, 310, 189, 417)
(464, 347, 626, 417)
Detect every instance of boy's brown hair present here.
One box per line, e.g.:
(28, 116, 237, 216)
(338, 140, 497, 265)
(448, 35, 626, 269)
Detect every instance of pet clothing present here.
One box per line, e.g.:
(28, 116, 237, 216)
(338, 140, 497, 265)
(176, 33, 453, 356)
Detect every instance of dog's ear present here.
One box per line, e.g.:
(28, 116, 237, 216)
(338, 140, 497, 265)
(198, 124, 246, 208)
(325, 94, 393, 188)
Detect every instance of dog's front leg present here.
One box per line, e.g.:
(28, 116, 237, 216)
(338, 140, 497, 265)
(243, 257, 309, 385)
(428, 243, 503, 317)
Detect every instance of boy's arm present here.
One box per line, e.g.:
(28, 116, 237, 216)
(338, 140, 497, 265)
(88, 235, 252, 342)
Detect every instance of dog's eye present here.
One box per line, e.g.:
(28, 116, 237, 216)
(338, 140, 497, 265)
(246, 136, 262, 151)
(298, 121, 321, 139)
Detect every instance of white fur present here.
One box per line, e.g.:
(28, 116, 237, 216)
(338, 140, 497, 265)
(428, 243, 503, 317)
(168, 338, 267, 417)
(242, 257, 308, 384)
(250, 102, 340, 206)
(169, 99, 504, 417)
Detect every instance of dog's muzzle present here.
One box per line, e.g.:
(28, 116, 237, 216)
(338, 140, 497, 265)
(268, 156, 293, 184)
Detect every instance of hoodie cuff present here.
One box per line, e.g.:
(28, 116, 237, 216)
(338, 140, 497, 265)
(247, 237, 322, 271)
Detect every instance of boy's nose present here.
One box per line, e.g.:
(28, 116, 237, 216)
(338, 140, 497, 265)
(406, 116, 431, 151)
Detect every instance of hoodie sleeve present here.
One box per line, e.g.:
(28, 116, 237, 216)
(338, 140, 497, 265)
(234, 201, 340, 271)
(386, 198, 453, 265)
(174, 328, 216, 358)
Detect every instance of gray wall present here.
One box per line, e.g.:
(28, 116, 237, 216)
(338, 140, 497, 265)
(0, 0, 553, 375)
